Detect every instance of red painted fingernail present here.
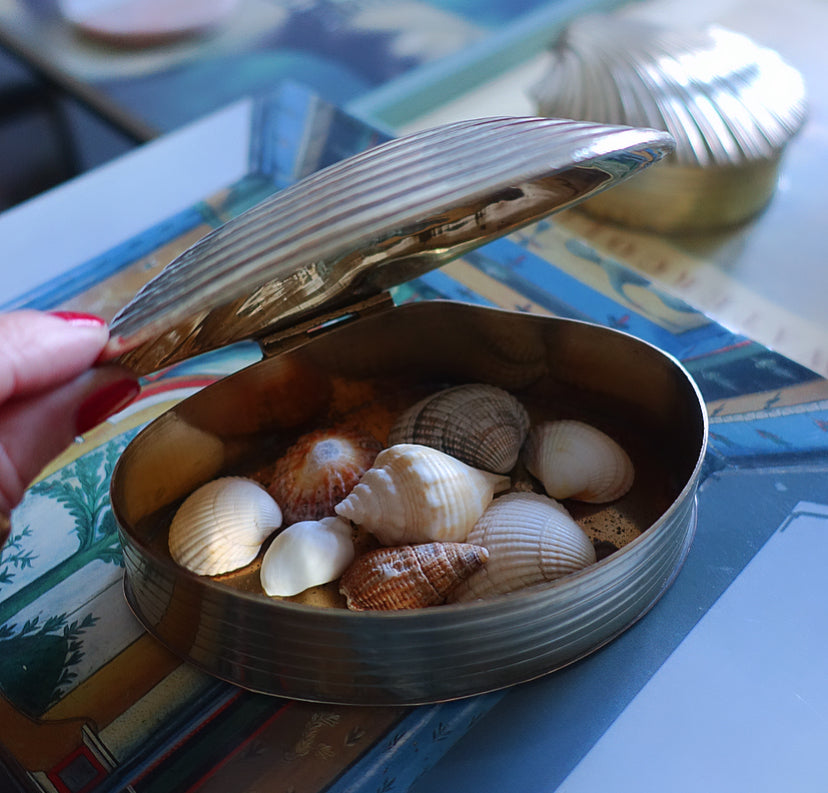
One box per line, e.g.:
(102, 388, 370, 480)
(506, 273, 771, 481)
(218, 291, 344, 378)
(76, 378, 140, 435)
(49, 311, 106, 327)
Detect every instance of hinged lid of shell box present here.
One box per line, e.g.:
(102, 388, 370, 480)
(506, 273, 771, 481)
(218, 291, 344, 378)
(104, 116, 674, 375)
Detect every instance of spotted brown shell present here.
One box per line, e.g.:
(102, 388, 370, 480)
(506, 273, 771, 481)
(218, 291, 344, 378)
(267, 426, 381, 525)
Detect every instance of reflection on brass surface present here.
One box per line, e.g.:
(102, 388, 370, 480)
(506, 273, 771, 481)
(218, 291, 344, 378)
(112, 302, 707, 705)
(532, 15, 807, 232)
(106, 116, 673, 374)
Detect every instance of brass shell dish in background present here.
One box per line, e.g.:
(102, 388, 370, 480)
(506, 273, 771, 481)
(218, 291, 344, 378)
(531, 15, 807, 232)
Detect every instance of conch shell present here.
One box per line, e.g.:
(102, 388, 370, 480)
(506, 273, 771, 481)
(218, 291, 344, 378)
(334, 443, 510, 544)
(267, 426, 381, 525)
(449, 491, 596, 602)
(169, 477, 282, 576)
(260, 516, 354, 597)
(388, 383, 530, 474)
(340, 542, 489, 610)
(522, 419, 634, 503)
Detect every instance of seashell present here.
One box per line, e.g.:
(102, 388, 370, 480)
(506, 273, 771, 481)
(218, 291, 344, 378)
(388, 383, 530, 474)
(169, 477, 283, 576)
(334, 443, 510, 545)
(522, 419, 634, 503)
(450, 492, 596, 602)
(267, 427, 381, 525)
(530, 14, 808, 232)
(260, 516, 354, 597)
(460, 313, 549, 389)
(123, 415, 225, 519)
(340, 542, 489, 611)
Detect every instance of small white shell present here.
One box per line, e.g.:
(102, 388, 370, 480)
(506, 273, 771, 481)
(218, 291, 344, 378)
(450, 491, 596, 602)
(260, 517, 354, 597)
(334, 443, 510, 545)
(169, 477, 283, 576)
(523, 419, 634, 503)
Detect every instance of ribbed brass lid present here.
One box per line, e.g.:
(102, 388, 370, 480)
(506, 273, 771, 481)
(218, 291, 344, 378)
(106, 115, 674, 374)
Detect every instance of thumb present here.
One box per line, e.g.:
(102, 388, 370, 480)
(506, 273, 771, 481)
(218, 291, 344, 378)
(0, 310, 111, 401)
(0, 365, 139, 516)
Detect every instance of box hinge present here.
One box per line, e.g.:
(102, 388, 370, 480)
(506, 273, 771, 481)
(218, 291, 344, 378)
(257, 291, 397, 358)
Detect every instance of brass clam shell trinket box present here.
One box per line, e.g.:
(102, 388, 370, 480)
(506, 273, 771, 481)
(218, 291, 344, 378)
(531, 15, 808, 232)
(107, 116, 708, 705)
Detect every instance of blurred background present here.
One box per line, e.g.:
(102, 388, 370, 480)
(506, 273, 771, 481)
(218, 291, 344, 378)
(0, 0, 576, 209)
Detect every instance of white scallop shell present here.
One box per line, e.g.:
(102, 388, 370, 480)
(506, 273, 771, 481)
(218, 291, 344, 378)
(260, 516, 354, 597)
(388, 383, 530, 474)
(168, 476, 282, 576)
(449, 491, 596, 602)
(523, 419, 634, 503)
(334, 443, 510, 545)
(124, 416, 225, 519)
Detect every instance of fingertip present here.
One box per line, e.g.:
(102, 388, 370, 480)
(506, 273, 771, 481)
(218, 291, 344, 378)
(48, 310, 107, 328)
(0, 365, 141, 511)
(41, 309, 110, 346)
(0, 310, 112, 401)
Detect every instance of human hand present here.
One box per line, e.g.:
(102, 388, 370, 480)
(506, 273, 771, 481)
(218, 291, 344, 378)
(0, 310, 140, 545)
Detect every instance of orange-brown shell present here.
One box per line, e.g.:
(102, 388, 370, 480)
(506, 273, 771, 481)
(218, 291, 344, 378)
(339, 542, 489, 611)
(267, 427, 381, 525)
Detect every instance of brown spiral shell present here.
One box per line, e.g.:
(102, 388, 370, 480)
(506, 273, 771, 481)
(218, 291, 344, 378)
(339, 542, 489, 611)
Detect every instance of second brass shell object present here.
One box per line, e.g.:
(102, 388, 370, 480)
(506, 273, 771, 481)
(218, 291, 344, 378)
(531, 15, 807, 232)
